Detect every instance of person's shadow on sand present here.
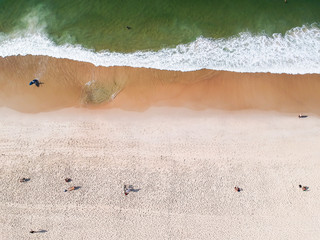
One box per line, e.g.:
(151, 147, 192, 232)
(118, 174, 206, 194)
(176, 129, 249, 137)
(30, 229, 47, 234)
(128, 185, 141, 192)
(124, 185, 141, 195)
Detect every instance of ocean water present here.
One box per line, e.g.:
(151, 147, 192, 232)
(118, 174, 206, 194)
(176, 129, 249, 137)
(0, 0, 320, 73)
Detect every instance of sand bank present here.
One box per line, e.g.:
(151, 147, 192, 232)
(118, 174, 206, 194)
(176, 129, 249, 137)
(1, 55, 320, 114)
(0, 107, 320, 239)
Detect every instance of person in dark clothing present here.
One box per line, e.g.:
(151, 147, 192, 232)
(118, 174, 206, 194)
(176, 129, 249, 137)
(29, 79, 40, 87)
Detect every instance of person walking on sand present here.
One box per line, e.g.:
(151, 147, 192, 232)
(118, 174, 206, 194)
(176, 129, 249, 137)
(234, 186, 241, 192)
(29, 79, 41, 87)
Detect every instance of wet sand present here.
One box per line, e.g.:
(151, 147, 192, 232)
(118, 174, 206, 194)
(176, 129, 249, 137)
(1, 107, 320, 239)
(1, 55, 320, 114)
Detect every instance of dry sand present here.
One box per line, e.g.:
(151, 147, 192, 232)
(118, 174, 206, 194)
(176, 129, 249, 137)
(1, 107, 320, 239)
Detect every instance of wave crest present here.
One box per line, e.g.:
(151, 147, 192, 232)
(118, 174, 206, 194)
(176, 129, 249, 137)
(1, 24, 320, 74)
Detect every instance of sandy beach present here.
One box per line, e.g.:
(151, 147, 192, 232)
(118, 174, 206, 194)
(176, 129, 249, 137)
(1, 107, 320, 239)
(1, 56, 320, 114)
(1, 0, 320, 238)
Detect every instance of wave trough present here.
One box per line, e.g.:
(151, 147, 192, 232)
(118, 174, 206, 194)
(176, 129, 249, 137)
(1, 25, 320, 74)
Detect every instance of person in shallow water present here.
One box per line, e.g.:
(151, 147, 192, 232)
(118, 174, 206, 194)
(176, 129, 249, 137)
(29, 79, 40, 87)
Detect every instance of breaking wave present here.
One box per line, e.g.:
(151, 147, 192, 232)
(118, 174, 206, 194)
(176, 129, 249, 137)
(1, 24, 320, 74)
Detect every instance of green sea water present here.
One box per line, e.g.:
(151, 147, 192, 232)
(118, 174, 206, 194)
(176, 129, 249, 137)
(0, 0, 319, 52)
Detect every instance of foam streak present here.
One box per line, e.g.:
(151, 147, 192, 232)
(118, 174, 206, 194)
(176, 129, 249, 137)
(0, 25, 320, 74)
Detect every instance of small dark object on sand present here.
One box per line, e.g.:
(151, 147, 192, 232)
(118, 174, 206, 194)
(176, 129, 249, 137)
(20, 178, 26, 182)
(234, 186, 241, 192)
(30, 230, 35, 233)
(65, 178, 71, 182)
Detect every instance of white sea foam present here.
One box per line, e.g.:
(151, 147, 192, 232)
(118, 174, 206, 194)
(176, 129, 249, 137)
(85, 80, 95, 86)
(0, 25, 320, 74)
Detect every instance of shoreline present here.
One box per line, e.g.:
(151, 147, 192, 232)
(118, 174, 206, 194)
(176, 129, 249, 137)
(1, 55, 320, 114)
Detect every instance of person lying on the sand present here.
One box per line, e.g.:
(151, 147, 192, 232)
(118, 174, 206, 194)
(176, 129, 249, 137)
(299, 185, 309, 191)
(64, 186, 76, 192)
